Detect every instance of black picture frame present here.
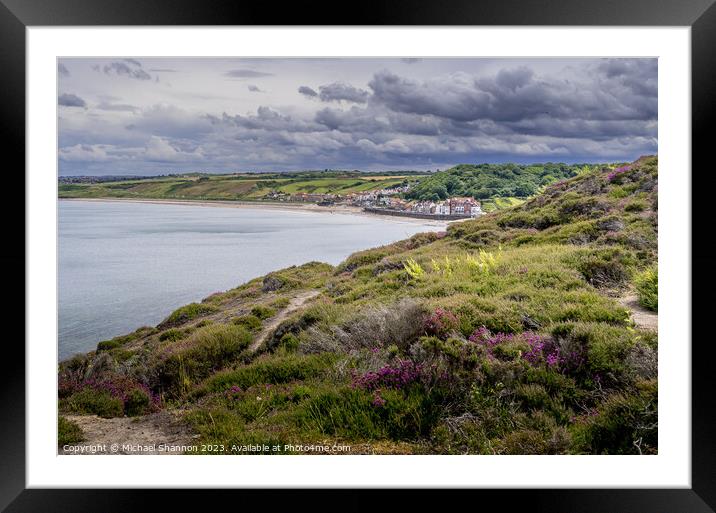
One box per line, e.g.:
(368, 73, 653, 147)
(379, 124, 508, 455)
(3, 0, 715, 511)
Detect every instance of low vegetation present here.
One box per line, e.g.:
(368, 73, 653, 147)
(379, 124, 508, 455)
(59, 157, 658, 455)
(58, 416, 84, 446)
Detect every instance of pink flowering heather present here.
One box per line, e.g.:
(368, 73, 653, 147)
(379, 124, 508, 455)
(469, 326, 563, 369)
(352, 359, 422, 391)
(424, 308, 460, 339)
(81, 375, 161, 410)
(607, 164, 632, 182)
(468, 326, 514, 347)
(225, 385, 244, 399)
(371, 390, 387, 407)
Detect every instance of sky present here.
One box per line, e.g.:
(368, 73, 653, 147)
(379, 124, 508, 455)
(57, 57, 657, 176)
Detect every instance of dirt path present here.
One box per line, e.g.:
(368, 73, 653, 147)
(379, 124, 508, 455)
(619, 294, 658, 331)
(60, 410, 195, 455)
(248, 290, 320, 352)
(61, 290, 321, 455)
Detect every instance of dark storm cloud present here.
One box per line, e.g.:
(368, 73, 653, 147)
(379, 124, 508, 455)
(58, 63, 70, 77)
(58, 58, 658, 176)
(58, 93, 86, 108)
(369, 59, 657, 128)
(298, 86, 318, 98)
(224, 69, 273, 78)
(102, 60, 152, 81)
(318, 82, 369, 103)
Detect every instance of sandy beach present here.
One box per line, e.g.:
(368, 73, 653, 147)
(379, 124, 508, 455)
(59, 197, 454, 227)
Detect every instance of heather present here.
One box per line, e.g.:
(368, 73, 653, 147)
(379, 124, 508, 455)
(59, 156, 658, 455)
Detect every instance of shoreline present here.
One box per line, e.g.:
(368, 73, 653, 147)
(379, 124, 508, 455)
(59, 197, 456, 227)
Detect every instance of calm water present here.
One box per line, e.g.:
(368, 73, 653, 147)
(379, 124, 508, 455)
(58, 200, 445, 360)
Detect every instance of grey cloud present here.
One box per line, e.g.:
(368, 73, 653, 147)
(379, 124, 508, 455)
(224, 69, 273, 78)
(123, 58, 142, 67)
(315, 106, 386, 133)
(318, 82, 369, 103)
(96, 102, 140, 112)
(370, 60, 657, 126)
(58, 93, 86, 108)
(150, 68, 178, 72)
(298, 86, 318, 97)
(103, 61, 152, 81)
(495, 67, 534, 91)
(401, 58, 422, 64)
(58, 58, 658, 176)
(216, 106, 325, 133)
(58, 63, 70, 77)
(248, 85, 263, 92)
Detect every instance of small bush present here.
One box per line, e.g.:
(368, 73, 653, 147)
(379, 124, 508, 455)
(271, 297, 290, 309)
(125, 388, 152, 417)
(58, 416, 84, 446)
(61, 389, 124, 418)
(202, 353, 337, 393)
(279, 333, 300, 352)
(571, 380, 657, 454)
(159, 328, 185, 342)
(572, 248, 635, 288)
(155, 324, 253, 394)
(161, 302, 218, 327)
(303, 299, 427, 353)
(234, 314, 262, 332)
(634, 266, 658, 312)
(251, 305, 276, 320)
(298, 385, 445, 440)
(97, 339, 122, 352)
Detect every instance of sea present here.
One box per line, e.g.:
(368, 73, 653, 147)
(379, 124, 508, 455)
(58, 200, 445, 360)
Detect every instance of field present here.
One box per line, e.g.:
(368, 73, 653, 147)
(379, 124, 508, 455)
(59, 156, 658, 455)
(58, 173, 420, 202)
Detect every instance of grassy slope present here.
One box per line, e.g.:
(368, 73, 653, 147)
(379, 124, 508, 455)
(59, 156, 658, 455)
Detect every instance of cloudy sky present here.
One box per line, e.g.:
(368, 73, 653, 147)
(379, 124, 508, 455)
(58, 57, 657, 176)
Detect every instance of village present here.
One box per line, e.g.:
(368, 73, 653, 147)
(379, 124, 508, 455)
(264, 185, 483, 219)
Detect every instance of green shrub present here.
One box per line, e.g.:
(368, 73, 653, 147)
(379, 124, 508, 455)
(571, 380, 657, 454)
(251, 305, 276, 320)
(202, 353, 337, 393)
(635, 266, 658, 312)
(58, 416, 84, 446)
(161, 302, 218, 327)
(572, 248, 635, 288)
(278, 333, 300, 352)
(125, 388, 152, 417)
(234, 314, 262, 332)
(271, 297, 290, 309)
(624, 200, 647, 212)
(159, 328, 185, 342)
(156, 324, 252, 394)
(61, 389, 124, 418)
(95, 328, 152, 352)
(97, 339, 123, 352)
(298, 385, 445, 440)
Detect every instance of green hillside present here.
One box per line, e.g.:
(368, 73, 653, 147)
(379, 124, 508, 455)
(58, 172, 420, 201)
(59, 156, 658, 455)
(406, 162, 601, 201)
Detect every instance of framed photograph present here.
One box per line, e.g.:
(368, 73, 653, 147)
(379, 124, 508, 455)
(5, 0, 715, 510)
